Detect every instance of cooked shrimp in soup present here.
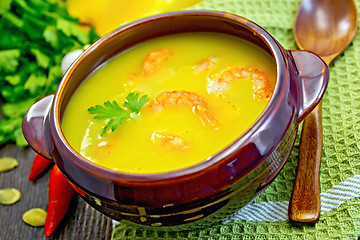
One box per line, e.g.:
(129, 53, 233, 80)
(208, 67, 274, 100)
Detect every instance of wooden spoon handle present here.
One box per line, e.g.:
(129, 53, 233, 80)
(289, 101, 322, 224)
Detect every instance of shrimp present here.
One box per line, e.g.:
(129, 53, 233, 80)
(193, 57, 217, 72)
(207, 67, 274, 100)
(129, 49, 174, 79)
(151, 132, 189, 151)
(149, 90, 219, 129)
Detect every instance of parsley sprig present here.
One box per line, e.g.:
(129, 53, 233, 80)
(88, 92, 149, 136)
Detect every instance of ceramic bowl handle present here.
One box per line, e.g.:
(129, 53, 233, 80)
(289, 50, 329, 123)
(22, 94, 54, 160)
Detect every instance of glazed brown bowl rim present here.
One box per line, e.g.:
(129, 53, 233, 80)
(52, 10, 287, 182)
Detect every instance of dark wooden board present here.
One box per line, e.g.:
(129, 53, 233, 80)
(0, 144, 112, 240)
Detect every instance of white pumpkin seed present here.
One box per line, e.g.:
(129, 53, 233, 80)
(0, 157, 18, 173)
(0, 188, 21, 205)
(22, 208, 47, 227)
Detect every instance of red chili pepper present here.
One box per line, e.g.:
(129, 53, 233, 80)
(44, 165, 74, 237)
(28, 154, 52, 181)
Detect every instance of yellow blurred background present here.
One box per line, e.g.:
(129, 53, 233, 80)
(67, 0, 203, 36)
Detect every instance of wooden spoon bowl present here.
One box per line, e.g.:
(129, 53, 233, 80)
(294, 0, 358, 64)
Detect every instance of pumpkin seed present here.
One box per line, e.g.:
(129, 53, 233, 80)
(0, 157, 18, 173)
(22, 208, 47, 227)
(0, 188, 21, 205)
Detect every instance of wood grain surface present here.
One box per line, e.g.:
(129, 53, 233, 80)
(0, 144, 112, 240)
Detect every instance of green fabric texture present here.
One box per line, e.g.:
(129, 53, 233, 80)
(112, 0, 360, 239)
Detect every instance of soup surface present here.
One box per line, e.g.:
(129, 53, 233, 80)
(62, 32, 276, 174)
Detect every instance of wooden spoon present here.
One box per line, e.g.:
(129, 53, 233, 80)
(289, 0, 358, 224)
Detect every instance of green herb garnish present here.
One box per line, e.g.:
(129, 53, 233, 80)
(0, 0, 99, 146)
(123, 92, 150, 114)
(88, 92, 149, 136)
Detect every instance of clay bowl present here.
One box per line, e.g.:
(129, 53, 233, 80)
(22, 10, 329, 229)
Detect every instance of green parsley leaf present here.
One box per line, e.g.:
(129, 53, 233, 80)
(89, 101, 130, 119)
(1, 98, 36, 118)
(45, 65, 62, 94)
(5, 75, 21, 85)
(88, 92, 149, 136)
(0, 118, 22, 135)
(0, 118, 21, 145)
(2, 11, 24, 28)
(123, 92, 150, 114)
(56, 17, 89, 45)
(0, 49, 20, 73)
(30, 48, 50, 69)
(88, 101, 130, 136)
(0, 0, 12, 15)
(14, 127, 28, 146)
(43, 25, 59, 49)
(24, 71, 47, 96)
(101, 117, 125, 136)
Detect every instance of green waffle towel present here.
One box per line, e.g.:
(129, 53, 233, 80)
(112, 0, 360, 239)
